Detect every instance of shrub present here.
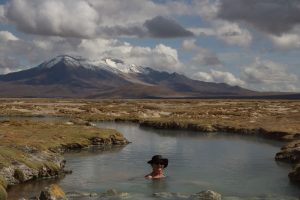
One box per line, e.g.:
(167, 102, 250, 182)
(0, 185, 7, 200)
(13, 169, 26, 182)
(0, 176, 7, 189)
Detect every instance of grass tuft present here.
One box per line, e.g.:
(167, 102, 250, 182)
(13, 169, 25, 182)
(0, 176, 7, 189)
(0, 185, 7, 200)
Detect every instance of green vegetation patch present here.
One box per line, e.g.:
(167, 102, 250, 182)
(0, 185, 7, 200)
(0, 120, 124, 177)
(43, 162, 60, 172)
(13, 169, 25, 182)
(0, 147, 27, 168)
(0, 120, 120, 151)
(0, 176, 7, 189)
(0, 147, 44, 170)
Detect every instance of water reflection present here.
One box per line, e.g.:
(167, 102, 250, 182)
(146, 178, 169, 194)
(64, 145, 127, 156)
(139, 125, 285, 148)
(7, 178, 60, 200)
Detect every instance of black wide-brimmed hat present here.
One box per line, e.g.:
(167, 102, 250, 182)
(147, 155, 168, 168)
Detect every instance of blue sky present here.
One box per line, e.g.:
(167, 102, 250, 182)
(0, 0, 299, 92)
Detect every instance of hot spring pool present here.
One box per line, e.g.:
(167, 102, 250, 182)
(8, 121, 300, 199)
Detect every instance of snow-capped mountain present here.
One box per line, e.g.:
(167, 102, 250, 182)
(39, 55, 148, 75)
(0, 55, 259, 98)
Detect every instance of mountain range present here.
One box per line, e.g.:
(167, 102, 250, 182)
(0, 55, 296, 98)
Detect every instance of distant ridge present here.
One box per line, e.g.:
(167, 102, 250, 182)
(0, 55, 297, 99)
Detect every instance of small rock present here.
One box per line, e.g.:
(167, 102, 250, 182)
(275, 146, 300, 163)
(63, 170, 72, 174)
(189, 190, 221, 200)
(101, 189, 118, 197)
(39, 184, 67, 200)
(288, 164, 300, 183)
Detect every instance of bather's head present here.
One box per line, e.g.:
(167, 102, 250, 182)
(147, 155, 168, 173)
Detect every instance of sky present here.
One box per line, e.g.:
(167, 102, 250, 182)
(0, 0, 299, 92)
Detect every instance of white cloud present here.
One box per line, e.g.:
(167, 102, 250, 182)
(0, 34, 183, 73)
(6, 0, 99, 38)
(133, 44, 182, 72)
(192, 50, 222, 67)
(194, 69, 245, 86)
(192, 71, 214, 82)
(242, 58, 299, 92)
(0, 31, 19, 41)
(188, 27, 215, 37)
(182, 39, 221, 66)
(79, 39, 183, 71)
(193, 0, 220, 20)
(190, 21, 252, 47)
(270, 33, 300, 50)
(192, 58, 300, 92)
(2, 0, 197, 39)
(0, 5, 6, 23)
(182, 39, 198, 51)
(214, 21, 252, 47)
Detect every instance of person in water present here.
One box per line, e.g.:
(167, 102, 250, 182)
(145, 155, 168, 179)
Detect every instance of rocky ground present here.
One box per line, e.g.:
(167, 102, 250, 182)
(25, 184, 299, 200)
(0, 120, 129, 200)
(0, 99, 299, 199)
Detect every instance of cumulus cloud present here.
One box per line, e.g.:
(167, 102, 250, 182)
(182, 39, 221, 66)
(192, 51, 222, 67)
(79, 39, 183, 71)
(193, 0, 220, 20)
(182, 39, 198, 51)
(217, 0, 300, 35)
(188, 27, 215, 37)
(131, 44, 183, 71)
(5, 0, 99, 38)
(242, 58, 299, 91)
(0, 56, 22, 74)
(190, 21, 252, 47)
(2, 0, 194, 39)
(98, 16, 194, 38)
(0, 32, 183, 73)
(192, 58, 300, 92)
(0, 31, 19, 41)
(144, 16, 193, 38)
(213, 21, 252, 47)
(270, 33, 300, 50)
(193, 69, 245, 86)
(0, 5, 6, 23)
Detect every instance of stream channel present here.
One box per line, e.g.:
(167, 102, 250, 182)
(5, 118, 300, 199)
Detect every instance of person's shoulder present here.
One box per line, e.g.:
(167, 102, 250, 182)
(145, 174, 153, 179)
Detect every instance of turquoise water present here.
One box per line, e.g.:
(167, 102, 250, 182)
(7, 121, 300, 199)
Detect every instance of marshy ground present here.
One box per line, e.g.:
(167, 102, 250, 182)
(1, 99, 299, 136)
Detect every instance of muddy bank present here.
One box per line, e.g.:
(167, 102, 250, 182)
(0, 120, 129, 200)
(139, 120, 296, 141)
